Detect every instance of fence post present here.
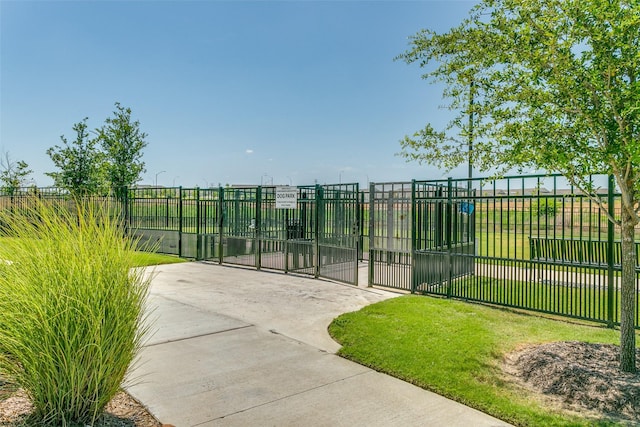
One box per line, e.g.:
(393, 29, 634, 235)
(218, 187, 224, 265)
(411, 180, 417, 294)
(357, 190, 363, 262)
(196, 187, 201, 260)
(353, 183, 360, 286)
(256, 186, 262, 270)
(284, 188, 290, 273)
(607, 174, 615, 327)
(124, 187, 130, 237)
(178, 186, 183, 258)
(314, 185, 323, 279)
(368, 182, 375, 287)
(446, 177, 453, 298)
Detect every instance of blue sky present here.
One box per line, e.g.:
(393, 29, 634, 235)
(1, 0, 478, 188)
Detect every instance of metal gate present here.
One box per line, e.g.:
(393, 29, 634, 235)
(280, 186, 317, 276)
(317, 184, 360, 285)
(368, 182, 413, 291)
(368, 180, 475, 291)
(413, 180, 475, 294)
(219, 187, 259, 267)
(218, 185, 319, 275)
(215, 183, 360, 285)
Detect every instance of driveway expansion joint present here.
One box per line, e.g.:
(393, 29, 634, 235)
(191, 370, 372, 426)
(144, 324, 254, 348)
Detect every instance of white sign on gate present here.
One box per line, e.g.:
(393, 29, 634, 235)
(275, 186, 297, 209)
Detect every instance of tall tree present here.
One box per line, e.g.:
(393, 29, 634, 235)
(0, 152, 33, 196)
(99, 103, 148, 201)
(46, 118, 106, 198)
(398, 0, 640, 372)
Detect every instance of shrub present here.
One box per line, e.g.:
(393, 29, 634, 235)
(0, 198, 151, 426)
(531, 198, 558, 217)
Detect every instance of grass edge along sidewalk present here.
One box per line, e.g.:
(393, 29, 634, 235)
(329, 295, 636, 427)
(130, 251, 186, 267)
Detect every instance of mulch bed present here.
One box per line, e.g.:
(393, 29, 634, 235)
(503, 341, 640, 423)
(0, 382, 162, 427)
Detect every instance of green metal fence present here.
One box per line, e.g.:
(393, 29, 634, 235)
(453, 173, 637, 327)
(367, 181, 475, 292)
(126, 183, 360, 285)
(0, 187, 75, 211)
(2, 173, 638, 327)
(127, 187, 181, 255)
(367, 174, 639, 328)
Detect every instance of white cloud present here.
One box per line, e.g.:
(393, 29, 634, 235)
(246, 149, 254, 154)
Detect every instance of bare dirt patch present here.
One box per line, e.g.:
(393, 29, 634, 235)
(503, 341, 640, 424)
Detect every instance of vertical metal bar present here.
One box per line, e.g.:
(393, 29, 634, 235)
(196, 187, 201, 260)
(520, 177, 525, 261)
(358, 190, 364, 261)
(256, 186, 262, 270)
(233, 190, 240, 239)
(504, 178, 510, 259)
(368, 182, 375, 287)
(218, 187, 224, 264)
(447, 178, 453, 298)
(386, 189, 394, 256)
(411, 180, 417, 293)
(124, 187, 130, 237)
(353, 183, 360, 285)
(607, 174, 615, 327)
(178, 186, 183, 258)
(165, 197, 169, 229)
(315, 185, 322, 278)
(284, 188, 290, 273)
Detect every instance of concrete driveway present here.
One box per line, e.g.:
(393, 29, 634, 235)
(127, 262, 510, 427)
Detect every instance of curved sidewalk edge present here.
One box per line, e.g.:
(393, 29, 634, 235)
(127, 262, 512, 427)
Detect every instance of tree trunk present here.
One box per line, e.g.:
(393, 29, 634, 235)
(619, 208, 637, 373)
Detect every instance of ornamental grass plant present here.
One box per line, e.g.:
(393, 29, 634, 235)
(0, 198, 151, 426)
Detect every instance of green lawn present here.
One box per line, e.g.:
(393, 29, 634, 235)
(477, 231, 530, 259)
(436, 275, 615, 323)
(329, 295, 631, 426)
(130, 251, 187, 267)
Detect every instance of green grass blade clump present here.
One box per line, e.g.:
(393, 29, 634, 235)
(0, 198, 152, 426)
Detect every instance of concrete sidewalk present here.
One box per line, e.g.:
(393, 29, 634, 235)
(127, 262, 511, 427)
